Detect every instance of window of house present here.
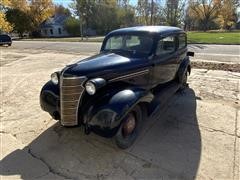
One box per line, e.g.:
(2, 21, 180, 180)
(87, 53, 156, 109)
(179, 34, 186, 49)
(50, 29, 53, 35)
(58, 28, 62, 35)
(44, 29, 47, 35)
(156, 36, 176, 56)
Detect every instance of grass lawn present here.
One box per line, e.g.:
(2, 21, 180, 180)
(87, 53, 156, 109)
(187, 31, 240, 45)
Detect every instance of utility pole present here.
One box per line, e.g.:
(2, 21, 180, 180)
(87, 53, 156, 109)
(150, 0, 154, 25)
(78, 5, 83, 41)
(80, 16, 83, 41)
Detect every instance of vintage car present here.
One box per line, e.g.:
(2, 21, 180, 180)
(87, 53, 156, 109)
(0, 34, 12, 46)
(40, 26, 194, 149)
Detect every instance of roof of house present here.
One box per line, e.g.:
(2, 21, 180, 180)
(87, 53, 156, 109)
(108, 26, 184, 36)
(40, 14, 68, 28)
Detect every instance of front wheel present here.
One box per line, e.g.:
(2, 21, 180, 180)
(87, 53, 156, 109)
(115, 105, 143, 149)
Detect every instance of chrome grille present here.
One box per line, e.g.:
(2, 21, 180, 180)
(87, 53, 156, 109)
(60, 76, 87, 126)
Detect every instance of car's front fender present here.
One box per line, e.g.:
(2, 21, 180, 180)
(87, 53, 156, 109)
(85, 87, 153, 136)
(40, 81, 60, 119)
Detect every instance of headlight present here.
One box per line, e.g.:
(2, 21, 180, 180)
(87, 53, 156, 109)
(51, 72, 59, 85)
(85, 81, 96, 95)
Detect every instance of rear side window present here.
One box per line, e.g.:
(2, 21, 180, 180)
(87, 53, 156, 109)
(126, 36, 140, 47)
(156, 36, 176, 56)
(179, 34, 186, 49)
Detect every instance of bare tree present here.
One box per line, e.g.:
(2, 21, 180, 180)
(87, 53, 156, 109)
(163, 0, 186, 27)
(189, 0, 221, 31)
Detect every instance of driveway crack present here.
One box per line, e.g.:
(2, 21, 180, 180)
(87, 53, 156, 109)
(27, 147, 73, 179)
(233, 109, 238, 180)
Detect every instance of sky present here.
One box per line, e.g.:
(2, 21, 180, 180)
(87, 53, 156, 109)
(53, 0, 139, 8)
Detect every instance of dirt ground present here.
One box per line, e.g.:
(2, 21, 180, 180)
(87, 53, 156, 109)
(0, 49, 239, 180)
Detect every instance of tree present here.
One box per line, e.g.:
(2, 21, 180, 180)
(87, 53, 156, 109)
(70, 0, 135, 35)
(64, 16, 80, 36)
(91, 1, 119, 34)
(217, 0, 238, 29)
(164, 0, 186, 26)
(55, 5, 71, 16)
(29, 0, 54, 31)
(117, 6, 135, 27)
(135, 0, 166, 26)
(3, 0, 31, 36)
(189, 0, 221, 31)
(0, 12, 12, 32)
(8, 0, 28, 10)
(73, 0, 95, 28)
(6, 8, 32, 36)
(136, 0, 151, 25)
(0, 0, 13, 32)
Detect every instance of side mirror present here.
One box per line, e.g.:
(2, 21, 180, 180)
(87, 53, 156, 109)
(187, 51, 194, 57)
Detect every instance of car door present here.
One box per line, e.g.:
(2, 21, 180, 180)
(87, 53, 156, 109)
(152, 35, 179, 86)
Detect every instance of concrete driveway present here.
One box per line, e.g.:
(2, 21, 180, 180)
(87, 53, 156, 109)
(0, 48, 239, 179)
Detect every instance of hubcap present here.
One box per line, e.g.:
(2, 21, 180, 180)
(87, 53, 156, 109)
(122, 113, 136, 137)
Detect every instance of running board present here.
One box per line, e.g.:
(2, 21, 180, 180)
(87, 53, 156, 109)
(149, 81, 180, 116)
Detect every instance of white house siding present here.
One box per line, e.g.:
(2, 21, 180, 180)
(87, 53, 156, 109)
(41, 25, 69, 37)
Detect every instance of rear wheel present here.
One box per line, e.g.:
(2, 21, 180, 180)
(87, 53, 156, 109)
(115, 105, 143, 149)
(179, 69, 188, 91)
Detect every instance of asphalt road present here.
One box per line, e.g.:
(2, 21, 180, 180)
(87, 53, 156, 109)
(8, 41, 240, 63)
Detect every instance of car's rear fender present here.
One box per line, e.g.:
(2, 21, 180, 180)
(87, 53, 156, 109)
(177, 56, 191, 83)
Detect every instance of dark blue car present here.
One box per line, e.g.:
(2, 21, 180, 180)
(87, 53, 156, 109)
(0, 34, 12, 46)
(40, 26, 194, 149)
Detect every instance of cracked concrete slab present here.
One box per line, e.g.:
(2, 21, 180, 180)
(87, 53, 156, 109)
(128, 91, 236, 179)
(233, 136, 239, 180)
(237, 110, 240, 138)
(1, 50, 239, 179)
(0, 133, 49, 179)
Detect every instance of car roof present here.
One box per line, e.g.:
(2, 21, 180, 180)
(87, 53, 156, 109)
(108, 26, 184, 36)
(0, 34, 10, 37)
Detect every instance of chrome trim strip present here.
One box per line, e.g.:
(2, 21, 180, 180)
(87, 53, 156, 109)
(109, 69, 149, 82)
(62, 85, 83, 88)
(61, 92, 82, 95)
(62, 100, 79, 102)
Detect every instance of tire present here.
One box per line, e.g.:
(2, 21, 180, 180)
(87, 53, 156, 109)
(179, 69, 188, 91)
(8, 43, 11, 47)
(115, 105, 143, 149)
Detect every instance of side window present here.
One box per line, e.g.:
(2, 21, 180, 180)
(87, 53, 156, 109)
(126, 36, 140, 47)
(179, 34, 186, 49)
(105, 36, 123, 49)
(156, 36, 176, 56)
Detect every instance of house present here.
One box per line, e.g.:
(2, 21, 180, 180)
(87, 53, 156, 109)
(40, 14, 70, 37)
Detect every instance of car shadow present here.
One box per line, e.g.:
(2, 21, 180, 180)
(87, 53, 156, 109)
(0, 88, 201, 179)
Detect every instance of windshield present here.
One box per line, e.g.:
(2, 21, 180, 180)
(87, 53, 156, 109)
(103, 35, 153, 56)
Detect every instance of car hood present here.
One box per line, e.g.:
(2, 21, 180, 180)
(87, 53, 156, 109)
(62, 53, 149, 78)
